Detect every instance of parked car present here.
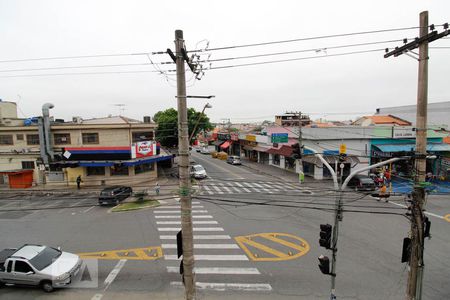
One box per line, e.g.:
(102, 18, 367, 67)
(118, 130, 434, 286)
(190, 164, 207, 179)
(227, 155, 242, 165)
(0, 244, 82, 292)
(99, 186, 133, 205)
(200, 147, 211, 155)
(195, 147, 202, 153)
(346, 175, 376, 191)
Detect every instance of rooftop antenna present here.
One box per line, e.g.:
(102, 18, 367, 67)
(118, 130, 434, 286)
(113, 104, 126, 116)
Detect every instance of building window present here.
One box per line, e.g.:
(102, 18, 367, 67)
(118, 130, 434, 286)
(86, 166, 105, 176)
(22, 161, 35, 169)
(16, 134, 24, 141)
(132, 131, 154, 143)
(26, 134, 40, 145)
(134, 162, 154, 174)
(0, 135, 13, 145)
(110, 165, 129, 176)
(82, 133, 99, 144)
(54, 133, 71, 145)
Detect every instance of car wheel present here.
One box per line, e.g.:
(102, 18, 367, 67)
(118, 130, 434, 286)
(41, 281, 54, 293)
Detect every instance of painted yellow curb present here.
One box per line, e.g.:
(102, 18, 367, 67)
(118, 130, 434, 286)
(78, 246, 163, 260)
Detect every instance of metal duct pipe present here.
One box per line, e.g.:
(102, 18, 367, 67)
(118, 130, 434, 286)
(42, 103, 54, 160)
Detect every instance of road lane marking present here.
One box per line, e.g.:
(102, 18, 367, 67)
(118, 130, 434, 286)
(92, 259, 127, 300)
(81, 206, 95, 213)
(203, 186, 214, 194)
(155, 205, 204, 209)
(162, 243, 239, 249)
(157, 220, 217, 224)
(222, 186, 232, 193)
(212, 186, 224, 194)
(104, 259, 127, 285)
(390, 201, 445, 220)
(158, 227, 224, 232)
(165, 254, 248, 261)
(154, 210, 208, 213)
(170, 281, 272, 291)
(235, 232, 310, 261)
(166, 267, 260, 274)
(444, 214, 450, 223)
(159, 235, 231, 240)
(155, 215, 213, 219)
(78, 246, 163, 260)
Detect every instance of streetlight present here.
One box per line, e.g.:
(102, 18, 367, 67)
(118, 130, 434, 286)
(189, 102, 213, 143)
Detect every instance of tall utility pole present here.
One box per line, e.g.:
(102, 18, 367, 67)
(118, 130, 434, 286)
(384, 11, 449, 300)
(175, 29, 196, 300)
(408, 12, 428, 300)
(286, 111, 304, 182)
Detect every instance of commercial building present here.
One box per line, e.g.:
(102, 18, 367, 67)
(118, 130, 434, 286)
(0, 101, 171, 188)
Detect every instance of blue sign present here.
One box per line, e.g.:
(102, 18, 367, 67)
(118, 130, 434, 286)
(271, 133, 288, 143)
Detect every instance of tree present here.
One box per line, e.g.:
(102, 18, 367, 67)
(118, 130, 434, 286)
(153, 108, 213, 147)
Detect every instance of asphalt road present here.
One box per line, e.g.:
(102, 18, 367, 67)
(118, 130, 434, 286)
(0, 151, 449, 300)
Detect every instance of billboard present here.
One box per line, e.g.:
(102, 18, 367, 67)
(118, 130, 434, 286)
(131, 141, 157, 159)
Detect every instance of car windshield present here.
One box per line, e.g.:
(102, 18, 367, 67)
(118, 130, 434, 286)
(193, 166, 204, 172)
(28, 247, 62, 271)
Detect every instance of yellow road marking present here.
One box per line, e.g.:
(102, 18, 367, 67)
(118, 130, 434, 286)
(444, 214, 450, 223)
(78, 246, 163, 260)
(235, 232, 310, 261)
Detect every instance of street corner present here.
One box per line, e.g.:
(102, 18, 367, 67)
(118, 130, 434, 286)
(444, 214, 450, 223)
(234, 232, 310, 262)
(77, 246, 163, 260)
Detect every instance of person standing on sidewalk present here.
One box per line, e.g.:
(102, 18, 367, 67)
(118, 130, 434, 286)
(76, 175, 82, 189)
(155, 182, 160, 196)
(377, 184, 388, 202)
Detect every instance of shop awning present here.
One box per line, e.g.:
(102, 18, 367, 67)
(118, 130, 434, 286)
(122, 155, 172, 166)
(243, 145, 255, 151)
(374, 143, 450, 152)
(214, 140, 225, 146)
(78, 162, 115, 167)
(268, 145, 292, 157)
(253, 146, 271, 152)
(220, 141, 231, 149)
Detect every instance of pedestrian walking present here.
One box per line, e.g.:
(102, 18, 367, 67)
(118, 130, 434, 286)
(377, 184, 388, 202)
(155, 182, 160, 196)
(76, 175, 82, 189)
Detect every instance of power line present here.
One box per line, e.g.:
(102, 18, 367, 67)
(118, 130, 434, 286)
(0, 62, 161, 73)
(0, 69, 173, 78)
(205, 48, 385, 70)
(187, 26, 426, 53)
(0, 52, 154, 64)
(199, 38, 407, 63)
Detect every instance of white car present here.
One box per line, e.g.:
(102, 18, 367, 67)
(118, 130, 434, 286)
(0, 244, 82, 292)
(200, 147, 211, 155)
(190, 164, 207, 179)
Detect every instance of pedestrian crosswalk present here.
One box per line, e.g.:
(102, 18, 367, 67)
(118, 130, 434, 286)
(199, 179, 314, 195)
(153, 202, 272, 292)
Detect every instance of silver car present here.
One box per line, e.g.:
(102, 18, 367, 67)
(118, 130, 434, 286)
(190, 164, 207, 179)
(0, 244, 82, 292)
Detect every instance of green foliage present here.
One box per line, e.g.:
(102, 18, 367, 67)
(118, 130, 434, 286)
(153, 107, 213, 147)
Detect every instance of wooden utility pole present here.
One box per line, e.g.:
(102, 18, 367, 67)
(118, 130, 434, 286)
(407, 11, 428, 300)
(384, 11, 449, 300)
(175, 29, 196, 300)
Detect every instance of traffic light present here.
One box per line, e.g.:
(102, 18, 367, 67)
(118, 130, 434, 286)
(319, 224, 332, 249)
(291, 143, 302, 159)
(338, 153, 347, 162)
(318, 255, 330, 275)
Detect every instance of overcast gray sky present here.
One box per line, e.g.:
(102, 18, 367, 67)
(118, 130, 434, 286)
(0, 0, 449, 123)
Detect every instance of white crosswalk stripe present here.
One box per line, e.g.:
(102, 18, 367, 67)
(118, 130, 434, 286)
(153, 201, 272, 292)
(198, 179, 313, 195)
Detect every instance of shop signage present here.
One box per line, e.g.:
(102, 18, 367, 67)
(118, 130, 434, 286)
(393, 128, 416, 139)
(339, 144, 347, 154)
(131, 141, 156, 159)
(246, 135, 257, 142)
(271, 133, 288, 143)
